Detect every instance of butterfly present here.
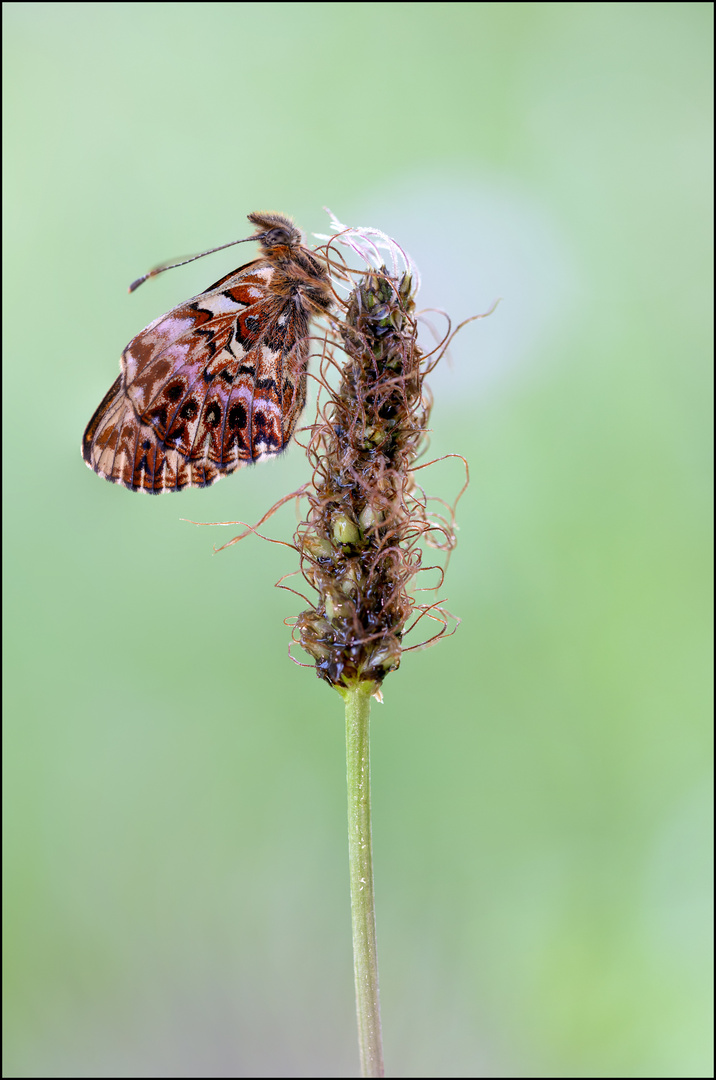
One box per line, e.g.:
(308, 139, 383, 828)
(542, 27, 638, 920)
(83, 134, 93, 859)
(82, 212, 333, 493)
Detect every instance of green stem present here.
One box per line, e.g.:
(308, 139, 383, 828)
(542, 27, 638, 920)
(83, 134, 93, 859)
(342, 681, 384, 1078)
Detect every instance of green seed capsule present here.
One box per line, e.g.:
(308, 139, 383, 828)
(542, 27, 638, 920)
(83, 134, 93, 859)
(332, 514, 360, 547)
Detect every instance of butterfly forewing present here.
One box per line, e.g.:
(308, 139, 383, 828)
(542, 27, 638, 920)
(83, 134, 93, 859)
(82, 214, 331, 493)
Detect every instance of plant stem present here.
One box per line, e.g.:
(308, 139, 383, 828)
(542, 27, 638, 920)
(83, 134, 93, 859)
(342, 680, 384, 1077)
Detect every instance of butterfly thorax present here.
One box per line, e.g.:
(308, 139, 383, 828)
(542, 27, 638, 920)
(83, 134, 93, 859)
(265, 250, 333, 315)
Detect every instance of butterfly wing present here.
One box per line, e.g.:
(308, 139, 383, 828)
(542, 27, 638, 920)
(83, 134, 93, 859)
(83, 260, 311, 493)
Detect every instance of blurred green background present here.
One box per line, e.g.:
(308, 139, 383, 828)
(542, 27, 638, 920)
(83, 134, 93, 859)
(3, 3, 712, 1076)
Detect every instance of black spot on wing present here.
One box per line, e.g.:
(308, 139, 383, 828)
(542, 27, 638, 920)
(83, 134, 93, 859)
(228, 402, 247, 431)
(205, 402, 222, 427)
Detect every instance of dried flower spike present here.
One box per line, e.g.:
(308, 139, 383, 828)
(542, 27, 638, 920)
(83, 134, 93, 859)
(295, 259, 447, 691)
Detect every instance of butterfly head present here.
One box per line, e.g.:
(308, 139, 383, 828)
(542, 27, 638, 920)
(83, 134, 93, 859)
(248, 212, 303, 253)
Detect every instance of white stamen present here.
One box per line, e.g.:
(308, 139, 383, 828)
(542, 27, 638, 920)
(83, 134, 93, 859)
(314, 208, 421, 295)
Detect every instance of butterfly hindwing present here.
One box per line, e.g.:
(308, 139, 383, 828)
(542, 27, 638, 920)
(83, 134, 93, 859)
(82, 214, 331, 493)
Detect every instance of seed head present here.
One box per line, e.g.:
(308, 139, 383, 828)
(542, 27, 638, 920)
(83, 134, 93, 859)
(295, 253, 448, 691)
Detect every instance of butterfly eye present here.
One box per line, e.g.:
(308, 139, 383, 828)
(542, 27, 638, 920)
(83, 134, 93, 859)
(263, 227, 295, 247)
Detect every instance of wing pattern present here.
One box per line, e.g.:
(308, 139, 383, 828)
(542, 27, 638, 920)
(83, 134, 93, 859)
(83, 216, 331, 493)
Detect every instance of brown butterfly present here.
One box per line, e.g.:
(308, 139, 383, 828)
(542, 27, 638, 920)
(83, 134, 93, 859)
(82, 212, 332, 493)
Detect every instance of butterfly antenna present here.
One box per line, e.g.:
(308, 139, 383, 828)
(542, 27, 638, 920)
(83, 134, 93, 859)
(128, 235, 261, 293)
